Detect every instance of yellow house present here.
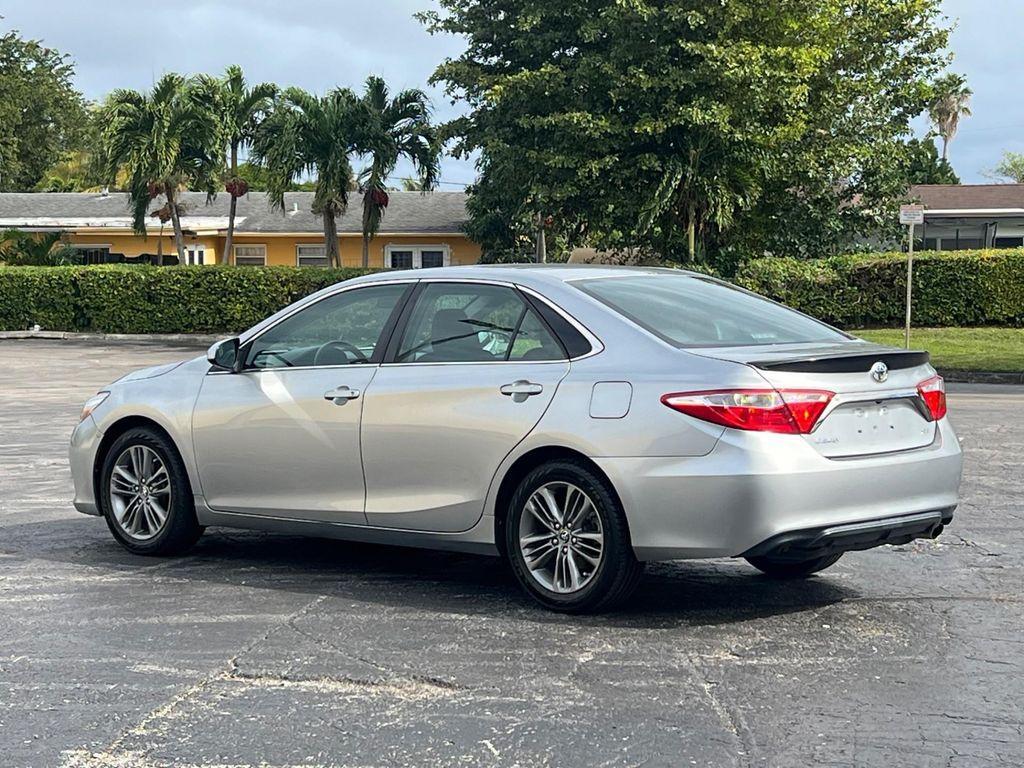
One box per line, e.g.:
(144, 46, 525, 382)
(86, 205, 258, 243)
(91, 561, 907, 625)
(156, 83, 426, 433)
(0, 190, 480, 268)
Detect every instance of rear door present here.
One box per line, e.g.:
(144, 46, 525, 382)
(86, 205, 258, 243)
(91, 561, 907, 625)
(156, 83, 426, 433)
(360, 281, 571, 532)
(695, 343, 939, 458)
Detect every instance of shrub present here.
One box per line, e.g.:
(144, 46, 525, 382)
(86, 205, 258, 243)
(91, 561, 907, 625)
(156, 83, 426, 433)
(0, 265, 375, 333)
(735, 249, 1024, 328)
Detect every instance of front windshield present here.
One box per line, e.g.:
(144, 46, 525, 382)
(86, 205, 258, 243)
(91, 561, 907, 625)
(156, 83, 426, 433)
(574, 273, 848, 347)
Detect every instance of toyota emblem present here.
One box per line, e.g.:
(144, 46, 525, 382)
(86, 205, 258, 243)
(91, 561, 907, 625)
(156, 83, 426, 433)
(870, 361, 889, 383)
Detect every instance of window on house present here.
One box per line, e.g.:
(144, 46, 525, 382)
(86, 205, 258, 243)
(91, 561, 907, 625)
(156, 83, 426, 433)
(385, 245, 450, 270)
(994, 236, 1024, 249)
(234, 244, 266, 266)
(296, 244, 328, 267)
(72, 245, 111, 264)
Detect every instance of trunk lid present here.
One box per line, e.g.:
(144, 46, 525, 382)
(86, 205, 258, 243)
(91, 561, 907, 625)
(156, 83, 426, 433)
(690, 341, 938, 458)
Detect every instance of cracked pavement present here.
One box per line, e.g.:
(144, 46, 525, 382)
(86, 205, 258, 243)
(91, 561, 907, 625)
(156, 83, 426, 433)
(1, 339, 1021, 767)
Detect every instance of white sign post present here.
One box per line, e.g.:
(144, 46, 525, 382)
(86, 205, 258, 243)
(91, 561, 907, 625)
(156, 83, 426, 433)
(899, 205, 925, 349)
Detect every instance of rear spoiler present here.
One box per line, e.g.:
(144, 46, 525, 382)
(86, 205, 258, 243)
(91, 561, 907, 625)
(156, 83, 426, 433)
(751, 350, 930, 374)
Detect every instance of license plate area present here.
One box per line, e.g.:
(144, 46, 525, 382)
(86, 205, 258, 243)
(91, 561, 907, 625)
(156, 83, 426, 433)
(807, 398, 936, 458)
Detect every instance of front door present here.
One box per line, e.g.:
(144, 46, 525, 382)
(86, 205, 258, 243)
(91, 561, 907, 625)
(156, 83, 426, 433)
(192, 282, 411, 523)
(360, 281, 571, 532)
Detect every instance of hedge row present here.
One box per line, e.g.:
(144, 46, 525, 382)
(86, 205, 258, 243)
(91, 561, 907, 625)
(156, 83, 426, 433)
(735, 249, 1024, 328)
(2, 251, 1022, 334)
(0, 265, 375, 333)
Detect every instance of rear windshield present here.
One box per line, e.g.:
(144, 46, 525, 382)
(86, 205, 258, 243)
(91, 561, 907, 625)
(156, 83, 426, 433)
(574, 274, 848, 347)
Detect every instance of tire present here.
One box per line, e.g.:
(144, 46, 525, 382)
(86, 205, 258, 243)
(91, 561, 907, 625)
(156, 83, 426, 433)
(505, 459, 643, 613)
(98, 427, 203, 556)
(745, 552, 842, 579)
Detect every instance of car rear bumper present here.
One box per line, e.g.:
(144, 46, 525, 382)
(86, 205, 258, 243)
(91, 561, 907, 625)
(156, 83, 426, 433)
(595, 417, 963, 562)
(69, 415, 103, 516)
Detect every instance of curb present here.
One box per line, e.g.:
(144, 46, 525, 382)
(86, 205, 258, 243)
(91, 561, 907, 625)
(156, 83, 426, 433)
(938, 369, 1024, 385)
(0, 330, 223, 346)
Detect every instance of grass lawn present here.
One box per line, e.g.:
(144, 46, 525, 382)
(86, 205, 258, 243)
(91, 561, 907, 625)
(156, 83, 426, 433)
(852, 327, 1024, 372)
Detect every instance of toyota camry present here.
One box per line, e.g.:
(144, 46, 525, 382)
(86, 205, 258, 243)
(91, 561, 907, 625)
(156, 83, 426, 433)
(70, 266, 963, 612)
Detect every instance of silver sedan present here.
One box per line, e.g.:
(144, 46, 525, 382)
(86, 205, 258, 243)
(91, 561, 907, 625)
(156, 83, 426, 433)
(69, 266, 963, 612)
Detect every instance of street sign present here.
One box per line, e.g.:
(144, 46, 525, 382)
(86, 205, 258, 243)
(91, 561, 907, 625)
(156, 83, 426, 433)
(899, 204, 925, 225)
(898, 205, 925, 348)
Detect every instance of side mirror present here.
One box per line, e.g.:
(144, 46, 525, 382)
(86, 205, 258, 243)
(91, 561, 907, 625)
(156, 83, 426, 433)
(208, 337, 241, 372)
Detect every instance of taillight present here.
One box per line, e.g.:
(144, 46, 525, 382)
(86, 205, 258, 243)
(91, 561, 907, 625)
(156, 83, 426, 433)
(661, 389, 834, 434)
(917, 375, 947, 421)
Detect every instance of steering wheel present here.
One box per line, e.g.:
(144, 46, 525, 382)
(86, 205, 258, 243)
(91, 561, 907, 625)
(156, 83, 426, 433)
(313, 340, 370, 366)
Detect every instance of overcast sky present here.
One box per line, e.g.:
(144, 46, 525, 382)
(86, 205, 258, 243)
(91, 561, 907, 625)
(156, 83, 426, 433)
(2, 0, 1020, 185)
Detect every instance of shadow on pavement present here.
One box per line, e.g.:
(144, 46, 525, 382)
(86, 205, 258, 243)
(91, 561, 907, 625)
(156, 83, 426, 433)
(3, 516, 857, 630)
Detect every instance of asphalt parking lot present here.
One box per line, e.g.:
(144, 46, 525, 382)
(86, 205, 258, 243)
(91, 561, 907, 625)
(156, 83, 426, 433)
(1, 339, 1022, 768)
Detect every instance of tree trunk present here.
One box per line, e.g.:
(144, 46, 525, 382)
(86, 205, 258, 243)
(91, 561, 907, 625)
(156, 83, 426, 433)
(223, 144, 238, 265)
(941, 135, 950, 162)
(687, 206, 696, 263)
(167, 188, 187, 266)
(362, 233, 370, 268)
(535, 211, 547, 263)
(324, 211, 340, 269)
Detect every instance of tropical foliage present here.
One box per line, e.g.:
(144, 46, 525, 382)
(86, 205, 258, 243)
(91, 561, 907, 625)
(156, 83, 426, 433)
(0, 229, 78, 266)
(355, 76, 440, 267)
(928, 73, 973, 163)
(423, 0, 953, 266)
(251, 87, 362, 268)
(197, 66, 277, 263)
(100, 74, 220, 264)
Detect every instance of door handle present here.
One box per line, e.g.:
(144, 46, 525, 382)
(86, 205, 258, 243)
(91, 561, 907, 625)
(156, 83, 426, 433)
(500, 380, 544, 402)
(324, 386, 361, 404)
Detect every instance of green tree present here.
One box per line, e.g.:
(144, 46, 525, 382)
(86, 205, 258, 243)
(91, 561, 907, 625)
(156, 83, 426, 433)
(423, 0, 951, 265)
(35, 103, 110, 192)
(929, 73, 972, 163)
(101, 74, 220, 264)
(989, 151, 1024, 183)
(904, 137, 959, 185)
(198, 66, 277, 263)
(0, 30, 87, 191)
(355, 76, 440, 267)
(252, 87, 361, 268)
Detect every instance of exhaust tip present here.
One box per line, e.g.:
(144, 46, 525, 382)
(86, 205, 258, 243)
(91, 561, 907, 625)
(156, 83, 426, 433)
(931, 524, 944, 539)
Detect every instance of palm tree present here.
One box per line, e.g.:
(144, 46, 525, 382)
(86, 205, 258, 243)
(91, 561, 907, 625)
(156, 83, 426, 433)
(252, 87, 361, 269)
(929, 74, 972, 163)
(198, 66, 277, 264)
(355, 76, 440, 268)
(101, 74, 219, 264)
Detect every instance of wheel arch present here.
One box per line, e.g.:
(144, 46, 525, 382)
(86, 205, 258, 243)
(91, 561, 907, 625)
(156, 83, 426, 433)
(491, 445, 624, 558)
(93, 416, 195, 500)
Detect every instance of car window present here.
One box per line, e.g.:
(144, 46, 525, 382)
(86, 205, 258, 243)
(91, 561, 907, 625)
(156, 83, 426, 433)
(246, 283, 407, 369)
(395, 283, 565, 363)
(575, 274, 848, 347)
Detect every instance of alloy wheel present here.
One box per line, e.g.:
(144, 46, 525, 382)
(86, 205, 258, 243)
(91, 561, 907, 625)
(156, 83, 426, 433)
(518, 481, 604, 594)
(108, 445, 172, 541)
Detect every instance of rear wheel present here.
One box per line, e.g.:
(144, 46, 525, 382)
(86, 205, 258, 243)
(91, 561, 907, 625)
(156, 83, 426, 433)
(505, 459, 643, 613)
(99, 427, 202, 556)
(745, 553, 842, 578)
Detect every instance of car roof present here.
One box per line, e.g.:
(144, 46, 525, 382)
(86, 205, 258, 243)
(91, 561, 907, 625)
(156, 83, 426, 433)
(350, 263, 706, 289)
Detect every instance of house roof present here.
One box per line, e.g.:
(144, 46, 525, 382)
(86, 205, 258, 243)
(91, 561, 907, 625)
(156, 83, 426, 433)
(0, 191, 469, 234)
(909, 184, 1024, 214)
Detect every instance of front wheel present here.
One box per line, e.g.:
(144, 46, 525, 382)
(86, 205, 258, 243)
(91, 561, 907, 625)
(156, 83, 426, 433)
(99, 427, 203, 556)
(745, 553, 842, 579)
(505, 459, 643, 613)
